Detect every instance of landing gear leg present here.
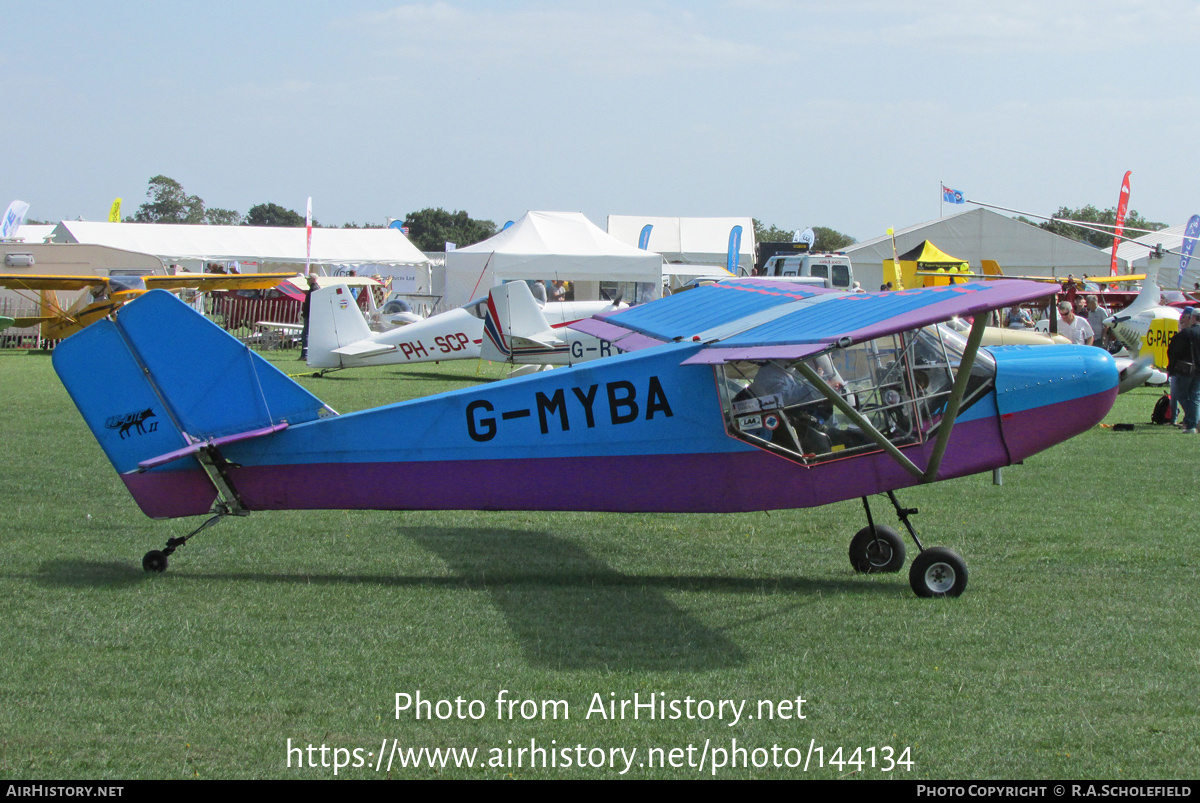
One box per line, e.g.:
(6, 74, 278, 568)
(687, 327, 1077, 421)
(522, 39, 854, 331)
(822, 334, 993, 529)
(848, 496, 906, 573)
(142, 514, 224, 573)
(850, 492, 969, 597)
(884, 491, 924, 551)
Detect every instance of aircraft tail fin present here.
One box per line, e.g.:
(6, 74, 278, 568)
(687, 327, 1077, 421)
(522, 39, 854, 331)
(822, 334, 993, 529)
(480, 281, 560, 362)
(306, 284, 374, 369)
(1121, 256, 1163, 317)
(53, 289, 331, 518)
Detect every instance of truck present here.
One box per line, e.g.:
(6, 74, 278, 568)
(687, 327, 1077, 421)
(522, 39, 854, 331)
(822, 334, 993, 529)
(752, 241, 855, 290)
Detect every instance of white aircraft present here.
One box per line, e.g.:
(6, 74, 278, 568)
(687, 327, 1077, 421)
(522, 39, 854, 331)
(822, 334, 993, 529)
(479, 280, 625, 366)
(306, 282, 622, 370)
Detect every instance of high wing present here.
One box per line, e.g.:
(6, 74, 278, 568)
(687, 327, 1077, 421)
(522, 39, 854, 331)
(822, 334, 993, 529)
(573, 278, 1058, 363)
(0, 271, 300, 292)
(0, 271, 301, 339)
(0, 274, 110, 291)
(142, 272, 301, 291)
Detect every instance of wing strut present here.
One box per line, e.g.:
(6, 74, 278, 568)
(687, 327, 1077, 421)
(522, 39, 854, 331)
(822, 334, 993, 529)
(793, 314, 989, 483)
(792, 361, 925, 480)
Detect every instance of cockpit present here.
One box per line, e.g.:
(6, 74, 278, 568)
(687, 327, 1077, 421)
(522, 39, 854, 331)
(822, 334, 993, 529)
(718, 324, 996, 464)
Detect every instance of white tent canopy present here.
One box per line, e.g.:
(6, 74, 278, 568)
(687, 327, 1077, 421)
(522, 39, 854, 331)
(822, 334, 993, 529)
(844, 208, 1114, 291)
(607, 215, 755, 270)
(442, 211, 664, 308)
(49, 221, 430, 281)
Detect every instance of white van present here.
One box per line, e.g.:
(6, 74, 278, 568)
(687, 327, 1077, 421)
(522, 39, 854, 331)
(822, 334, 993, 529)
(760, 253, 854, 290)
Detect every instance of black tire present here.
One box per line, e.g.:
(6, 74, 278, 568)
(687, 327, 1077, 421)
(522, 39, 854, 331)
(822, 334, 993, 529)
(142, 550, 169, 573)
(909, 547, 968, 597)
(848, 525, 906, 574)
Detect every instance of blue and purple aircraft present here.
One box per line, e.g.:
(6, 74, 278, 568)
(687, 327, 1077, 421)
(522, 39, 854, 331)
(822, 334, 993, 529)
(53, 278, 1118, 597)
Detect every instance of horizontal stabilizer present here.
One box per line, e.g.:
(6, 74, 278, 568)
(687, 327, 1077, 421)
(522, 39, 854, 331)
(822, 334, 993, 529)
(332, 341, 397, 357)
(508, 334, 558, 350)
(137, 422, 290, 470)
(10, 315, 54, 327)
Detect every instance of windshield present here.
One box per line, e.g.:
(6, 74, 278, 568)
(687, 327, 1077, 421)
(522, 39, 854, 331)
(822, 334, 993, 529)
(717, 324, 995, 465)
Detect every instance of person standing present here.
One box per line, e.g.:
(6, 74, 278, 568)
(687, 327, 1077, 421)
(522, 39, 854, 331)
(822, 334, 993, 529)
(1055, 300, 1094, 346)
(1167, 307, 1200, 433)
(1084, 296, 1110, 348)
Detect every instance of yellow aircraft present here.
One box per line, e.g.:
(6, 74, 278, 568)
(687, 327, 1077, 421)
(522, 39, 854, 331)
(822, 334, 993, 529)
(0, 271, 300, 339)
(913, 265, 1146, 287)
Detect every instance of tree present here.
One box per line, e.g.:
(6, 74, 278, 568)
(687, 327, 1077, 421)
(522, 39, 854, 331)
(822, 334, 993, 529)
(753, 219, 857, 251)
(1037, 205, 1166, 250)
(133, 175, 205, 224)
(811, 226, 857, 252)
(129, 175, 243, 224)
(402, 208, 496, 252)
(245, 202, 307, 228)
(205, 207, 243, 226)
(753, 219, 794, 243)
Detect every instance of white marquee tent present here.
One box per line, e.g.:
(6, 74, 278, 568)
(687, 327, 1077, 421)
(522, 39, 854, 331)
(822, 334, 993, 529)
(442, 211, 664, 308)
(606, 215, 755, 270)
(49, 221, 431, 289)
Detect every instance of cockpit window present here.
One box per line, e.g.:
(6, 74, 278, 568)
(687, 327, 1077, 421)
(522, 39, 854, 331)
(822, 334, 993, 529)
(717, 325, 995, 465)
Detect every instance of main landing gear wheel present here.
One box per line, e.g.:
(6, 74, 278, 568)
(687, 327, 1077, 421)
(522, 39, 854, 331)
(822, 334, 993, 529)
(142, 550, 169, 573)
(909, 547, 968, 598)
(848, 525, 906, 573)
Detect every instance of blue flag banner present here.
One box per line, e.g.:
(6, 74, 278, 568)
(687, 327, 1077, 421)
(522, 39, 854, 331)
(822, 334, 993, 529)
(941, 185, 965, 204)
(638, 224, 653, 250)
(1178, 214, 1200, 288)
(1, 200, 30, 239)
(727, 226, 742, 273)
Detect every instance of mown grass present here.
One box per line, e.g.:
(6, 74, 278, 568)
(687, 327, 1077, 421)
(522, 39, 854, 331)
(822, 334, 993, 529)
(0, 348, 1196, 779)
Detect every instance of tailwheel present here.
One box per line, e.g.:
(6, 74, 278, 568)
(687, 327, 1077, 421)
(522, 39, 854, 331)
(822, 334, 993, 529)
(140, 513, 226, 573)
(909, 547, 968, 598)
(848, 525, 906, 573)
(142, 550, 169, 573)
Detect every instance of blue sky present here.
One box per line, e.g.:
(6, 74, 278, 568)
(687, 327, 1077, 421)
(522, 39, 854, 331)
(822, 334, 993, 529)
(5, 1, 1198, 241)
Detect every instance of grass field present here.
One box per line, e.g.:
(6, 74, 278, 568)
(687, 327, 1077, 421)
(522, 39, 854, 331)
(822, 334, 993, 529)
(0, 347, 1197, 779)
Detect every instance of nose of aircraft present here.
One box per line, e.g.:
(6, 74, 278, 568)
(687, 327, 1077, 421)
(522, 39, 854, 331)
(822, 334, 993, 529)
(989, 345, 1119, 461)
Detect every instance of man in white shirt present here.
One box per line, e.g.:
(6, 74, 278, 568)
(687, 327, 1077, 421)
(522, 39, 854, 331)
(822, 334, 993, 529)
(1056, 300, 1094, 346)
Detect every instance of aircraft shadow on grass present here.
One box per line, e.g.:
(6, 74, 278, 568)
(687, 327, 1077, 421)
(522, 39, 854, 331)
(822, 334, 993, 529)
(35, 527, 887, 671)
